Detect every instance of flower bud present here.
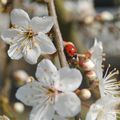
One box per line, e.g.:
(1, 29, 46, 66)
(13, 70, 29, 83)
(26, 76, 35, 83)
(86, 70, 96, 80)
(84, 16, 94, 24)
(79, 59, 95, 71)
(79, 89, 91, 100)
(13, 102, 25, 113)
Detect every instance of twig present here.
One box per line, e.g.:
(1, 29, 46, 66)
(47, 1, 81, 120)
(47, 0, 68, 67)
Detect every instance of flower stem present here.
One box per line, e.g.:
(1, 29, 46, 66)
(47, 0, 68, 67)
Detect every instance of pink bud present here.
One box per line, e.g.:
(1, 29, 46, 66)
(79, 59, 95, 71)
(80, 89, 91, 100)
(86, 70, 96, 80)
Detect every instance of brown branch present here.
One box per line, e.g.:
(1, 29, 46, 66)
(46, 1, 81, 120)
(47, 0, 68, 67)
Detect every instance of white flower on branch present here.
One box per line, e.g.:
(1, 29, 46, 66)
(90, 39, 120, 97)
(16, 59, 82, 120)
(99, 64, 120, 97)
(1, 9, 56, 64)
(86, 95, 120, 120)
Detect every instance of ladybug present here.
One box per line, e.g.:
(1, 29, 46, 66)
(64, 42, 77, 57)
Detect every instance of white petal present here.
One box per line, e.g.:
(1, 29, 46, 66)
(35, 33, 56, 54)
(53, 115, 68, 120)
(30, 103, 55, 120)
(55, 92, 81, 117)
(16, 81, 48, 106)
(36, 59, 58, 86)
(86, 96, 119, 120)
(11, 9, 30, 28)
(8, 43, 23, 60)
(31, 16, 54, 33)
(55, 67, 82, 92)
(23, 43, 41, 64)
(86, 103, 101, 120)
(90, 39, 103, 80)
(1, 29, 22, 44)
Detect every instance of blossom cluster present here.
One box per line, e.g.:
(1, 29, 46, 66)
(1, 8, 120, 120)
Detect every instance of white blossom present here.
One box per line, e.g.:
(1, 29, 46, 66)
(1, 9, 56, 64)
(89, 39, 103, 80)
(99, 64, 120, 97)
(90, 39, 120, 97)
(16, 59, 82, 120)
(86, 95, 120, 120)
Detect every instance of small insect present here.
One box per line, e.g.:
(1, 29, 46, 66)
(64, 42, 77, 57)
(64, 41, 79, 67)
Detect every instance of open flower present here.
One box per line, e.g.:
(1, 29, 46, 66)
(16, 59, 82, 120)
(98, 65, 120, 97)
(86, 95, 120, 120)
(1, 9, 56, 64)
(89, 39, 120, 97)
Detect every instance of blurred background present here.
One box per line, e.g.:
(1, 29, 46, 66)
(0, 0, 120, 120)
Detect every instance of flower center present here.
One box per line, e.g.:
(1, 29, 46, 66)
(25, 29, 35, 39)
(46, 87, 58, 104)
(47, 87, 57, 96)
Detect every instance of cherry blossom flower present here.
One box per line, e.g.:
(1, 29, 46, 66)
(86, 95, 120, 120)
(89, 39, 120, 97)
(98, 64, 120, 97)
(1, 9, 56, 64)
(16, 59, 82, 120)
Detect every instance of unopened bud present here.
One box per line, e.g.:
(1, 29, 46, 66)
(86, 70, 96, 80)
(84, 16, 94, 24)
(79, 89, 91, 100)
(14, 102, 25, 113)
(26, 76, 35, 83)
(79, 59, 95, 71)
(13, 70, 29, 83)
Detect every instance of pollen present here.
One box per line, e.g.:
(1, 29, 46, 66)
(24, 29, 35, 39)
(47, 87, 58, 97)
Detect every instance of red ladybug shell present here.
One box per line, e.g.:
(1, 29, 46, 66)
(64, 44, 77, 57)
